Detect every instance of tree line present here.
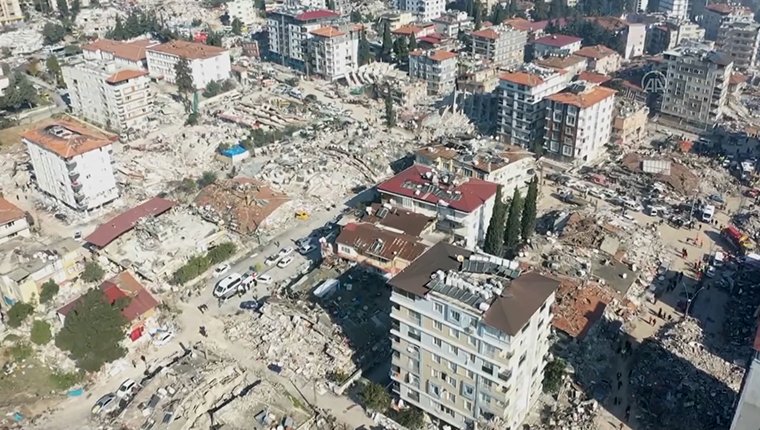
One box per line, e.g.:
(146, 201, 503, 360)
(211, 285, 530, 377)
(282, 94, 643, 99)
(483, 177, 539, 258)
(545, 18, 627, 53)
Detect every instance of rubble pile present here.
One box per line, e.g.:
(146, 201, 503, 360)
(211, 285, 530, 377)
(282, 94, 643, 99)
(629, 324, 740, 430)
(530, 386, 598, 430)
(733, 209, 760, 239)
(224, 303, 356, 381)
(720, 267, 760, 361)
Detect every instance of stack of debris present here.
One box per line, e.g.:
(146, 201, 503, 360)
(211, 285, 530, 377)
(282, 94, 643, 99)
(720, 266, 760, 361)
(530, 385, 598, 430)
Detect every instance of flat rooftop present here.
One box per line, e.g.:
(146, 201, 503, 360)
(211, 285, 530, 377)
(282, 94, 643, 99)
(389, 242, 559, 335)
(22, 120, 117, 159)
(415, 140, 534, 174)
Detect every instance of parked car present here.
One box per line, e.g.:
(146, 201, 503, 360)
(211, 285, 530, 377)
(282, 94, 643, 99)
(264, 255, 279, 266)
(278, 247, 294, 258)
(256, 273, 272, 284)
(277, 256, 294, 268)
(116, 379, 138, 399)
(91, 393, 117, 415)
(73, 231, 82, 240)
(213, 273, 243, 299)
(239, 300, 260, 310)
(213, 264, 230, 278)
(299, 242, 316, 255)
(153, 331, 174, 346)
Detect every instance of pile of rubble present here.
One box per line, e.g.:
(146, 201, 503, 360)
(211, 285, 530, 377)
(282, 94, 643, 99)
(529, 386, 598, 430)
(224, 302, 356, 381)
(720, 266, 760, 361)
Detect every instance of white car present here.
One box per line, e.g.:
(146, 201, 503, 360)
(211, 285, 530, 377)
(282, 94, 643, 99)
(257, 274, 273, 284)
(264, 255, 279, 266)
(213, 264, 230, 277)
(277, 256, 294, 268)
(153, 331, 174, 346)
(116, 379, 137, 399)
(278, 247, 294, 258)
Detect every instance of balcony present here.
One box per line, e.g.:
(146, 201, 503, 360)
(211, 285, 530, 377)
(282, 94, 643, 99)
(497, 369, 512, 382)
(71, 181, 83, 192)
(68, 170, 80, 182)
(65, 159, 77, 170)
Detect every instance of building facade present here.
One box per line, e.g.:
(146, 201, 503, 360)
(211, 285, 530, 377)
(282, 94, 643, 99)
(266, 9, 342, 70)
(575, 45, 622, 75)
(646, 20, 705, 55)
(389, 243, 558, 430)
(497, 65, 573, 149)
(376, 165, 497, 250)
(702, 3, 753, 41)
(532, 35, 582, 58)
(409, 50, 458, 96)
(0, 67, 8, 98)
(612, 99, 649, 145)
(0, 0, 22, 25)
(470, 25, 527, 68)
(227, 0, 259, 27)
(82, 38, 157, 69)
(306, 25, 362, 80)
(23, 121, 119, 211)
(716, 21, 760, 71)
(660, 44, 733, 130)
(433, 11, 474, 38)
(63, 62, 153, 133)
(659, 0, 689, 21)
(0, 198, 30, 244)
(393, 0, 446, 21)
(146, 40, 231, 89)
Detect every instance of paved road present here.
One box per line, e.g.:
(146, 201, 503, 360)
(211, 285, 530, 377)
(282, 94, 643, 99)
(25, 73, 67, 109)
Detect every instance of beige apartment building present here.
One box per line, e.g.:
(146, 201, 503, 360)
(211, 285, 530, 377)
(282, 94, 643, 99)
(390, 243, 558, 430)
(470, 25, 527, 68)
(575, 45, 622, 75)
(306, 25, 362, 81)
(612, 99, 649, 145)
(409, 49, 458, 96)
(716, 21, 760, 71)
(0, 0, 22, 25)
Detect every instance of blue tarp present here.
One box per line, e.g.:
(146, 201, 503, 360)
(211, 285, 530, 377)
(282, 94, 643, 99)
(67, 388, 84, 397)
(220, 145, 247, 157)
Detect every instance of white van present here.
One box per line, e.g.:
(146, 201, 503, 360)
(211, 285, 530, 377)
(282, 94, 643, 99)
(701, 205, 715, 223)
(213, 273, 242, 298)
(713, 251, 725, 267)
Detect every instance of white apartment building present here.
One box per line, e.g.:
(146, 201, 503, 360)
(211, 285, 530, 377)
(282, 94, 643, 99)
(716, 21, 760, 71)
(575, 45, 622, 75)
(659, 0, 689, 21)
(702, 3, 754, 41)
(146, 40, 231, 89)
(63, 62, 153, 133)
(730, 328, 760, 430)
(306, 25, 361, 80)
(544, 82, 616, 164)
(267, 9, 341, 70)
(227, 0, 259, 27)
(647, 20, 705, 55)
(433, 11, 474, 38)
(498, 65, 573, 149)
(0, 198, 30, 244)
(470, 25, 527, 68)
(409, 50, 458, 96)
(23, 121, 119, 211)
(376, 165, 497, 250)
(0, 0, 22, 25)
(393, 0, 445, 21)
(389, 243, 559, 430)
(532, 35, 582, 58)
(0, 67, 8, 97)
(82, 38, 158, 69)
(661, 44, 733, 130)
(588, 17, 646, 59)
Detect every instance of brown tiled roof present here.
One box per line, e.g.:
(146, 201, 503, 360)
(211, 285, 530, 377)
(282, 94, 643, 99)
(578, 71, 611, 84)
(336, 222, 428, 262)
(392, 25, 424, 36)
(500, 71, 545, 87)
(310, 26, 345, 38)
(428, 50, 457, 61)
(575, 45, 618, 59)
(534, 34, 582, 47)
(22, 120, 117, 159)
(705, 3, 750, 14)
(85, 197, 176, 248)
(0, 198, 24, 225)
(83, 38, 155, 62)
(105, 69, 149, 84)
(534, 54, 586, 70)
(471, 28, 499, 40)
(362, 203, 434, 237)
(547, 86, 616, 108)
(148, 40, 227, 60)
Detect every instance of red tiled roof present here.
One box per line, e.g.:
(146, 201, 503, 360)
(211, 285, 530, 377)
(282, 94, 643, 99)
(148, 40, 226, 60)
(57, 271, 158, 323)
(534, 34, 582, 47)
(0, 198, 25, 225)
(730, 72, 748, 85)
(83, 38, 156, 62)
(85, 197, 175, 248)
(547, 86, 616, 108)
(392, 24, 424, 36)
(377, 165, 497, 213)
(500, 71, 546, 87)
(105, 69, 149, 84)
(471, 28, 499, 40)
(578, 71, 612, 84)
(310, 26, 345, 37)
(336, 222, 428, 263)
(704, 3, 749, 14)
(295, 9, 340, 21)
(22, 120, 117, 159)
(575, 45, 618, 59)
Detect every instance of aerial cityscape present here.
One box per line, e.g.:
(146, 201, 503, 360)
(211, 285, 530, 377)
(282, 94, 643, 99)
(0, 0, 759, 429)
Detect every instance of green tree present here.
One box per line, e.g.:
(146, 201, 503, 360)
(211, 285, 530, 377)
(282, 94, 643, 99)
(203, 80, 222, 97)
(30, 320, 52, 345)
(81, 261, 105, 283)
(326, 0, 335, 9)
(396, 408, 424, 430)
(483, 185, 506, 255)
(521, 176, 538, 240)
(0, 72, 38, 110)
(254, 0, 265, 10)
(69, 0, 80, 19)
(46, 56, 65, 88)
(42, 23, 66, 45)
(50, 370, 84, 389)
(39, 279, 60, 304)
(358, 32, 371, 66)
(532, 0, 549, 20)
(55, 288, 128, 372)
(380, 22, 392, 61)
(198, 171, 217, 187)
(206, 31, 223, 47)
(175, 57, 194, 109)
(360, 382, 390, 412)
(384, 90, 395, 128)
(393, 35, 408, 60)
(56, 0, 69, 17)
(503, 188, 523, 256)
(543, 358, 566, 393)
(6, 302, 34, 328)
(350, 10, 362, 22)
(231, 17, 243, 35)
(408, 35, 417, 51)
(473, 0, 483, 30)
(221, 79, 235, 91)
(491, 3, 507, 24)
(9, 342, 33, 361)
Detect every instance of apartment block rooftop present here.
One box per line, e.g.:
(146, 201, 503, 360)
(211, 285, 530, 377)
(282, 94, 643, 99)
(500, 63, 562, 87)
(22, 120, 117, 159)
(664, 42, 733, 65)
(390, 242, 560, 335)
(547, 82, 616, 108)
(416, 139, 533, 174)
(147, 40, 227, 60)
(83, 38, 158, 62)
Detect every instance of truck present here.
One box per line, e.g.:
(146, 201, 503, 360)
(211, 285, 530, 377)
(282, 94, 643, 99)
(722, 225, 754, 254)
(558, 190, 588, 207)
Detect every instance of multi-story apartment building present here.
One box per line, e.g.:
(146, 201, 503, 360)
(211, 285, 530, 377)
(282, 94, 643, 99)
(729, 324, 760, 430)
(532, 35, 582, 58)
(716, 21, 760, 71)
(470, 25, 527, 68)
(660, 44, 733, 130)
(533, 55, 587, 76)
(702, 3, 753, 41)
(0, 198, 30, 244)
(544, 82, 616, 164)
(415, 142, 536, 195)
(588, 17, 646, 59)
(659, 0, 689, 21)
(409, 49, 458, 96)
(376, 165, 497, 250)
(82, 38, 158, 69)
(575, 45, 622, 75)
(497, 64, 573, 149)
(227, 0, 259, 27)
(389, 242, 559, 429)
(393, 0, 446, 21)
(646, 20, 705, 55)
(0, 0, 22, 25)
(266, 8, 342, 70)
(612, 99, 649, 145)
(433, 11, 474, 38)
(23, 121, 119, 211)
(146, 40, 231, 89)
(306, 25, 362, 80)
(62, 62, 153, 133)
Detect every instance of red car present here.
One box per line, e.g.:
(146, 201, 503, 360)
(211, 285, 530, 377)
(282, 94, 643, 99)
(745, 188, 760, 198)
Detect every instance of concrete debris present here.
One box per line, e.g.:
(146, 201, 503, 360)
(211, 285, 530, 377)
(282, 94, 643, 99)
(529, 385, 598, 430)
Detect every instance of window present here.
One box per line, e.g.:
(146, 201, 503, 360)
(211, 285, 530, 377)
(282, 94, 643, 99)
(480, 392, 492, 404)
(434, 337, 442, 347)
(462, 383, 475, 399)
(434, 302, 444, 313)
(483, 343, 498, 356)
(519, 353, 527, 366)
(449, 309, 461, 323)
(430, 383, 441, 398)
(432, 369, 439, 379)
(408, 328, 421, 341)
(482, 362, 494, 375)
(468, 336, 477, 347)
(433, 354, 441, 364)
(409, 310, 422, 324)
(449, 345, 459, 356)
(448, 361, 457, 373)
(435, 321, 443, 331)
(447, 392, 456, 403)
(562, 145, 573, 156)
(464, 400, 473, 411)
(550, 141, 559, 152)
(449, 327, 459, 339)
(465, 369, 474, 379)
